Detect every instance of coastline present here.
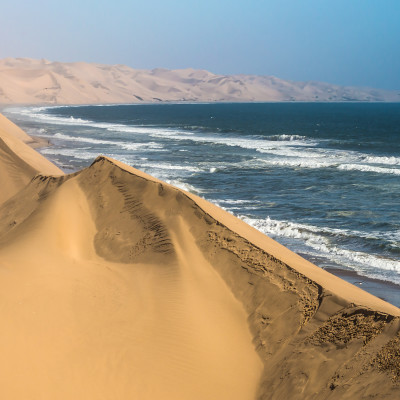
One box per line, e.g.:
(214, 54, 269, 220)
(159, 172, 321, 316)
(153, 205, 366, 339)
(25, 134, 52, 149)
(22, 129, 400, 308)
(23, 134, 400, 309)
(10, 103, 399, 309)
(0, 111, 400, 400)
(7, 109, 399, 311)
(1, 111, 399, 398)
(324, 267, 400, 307)
(23, 130, 400, 307)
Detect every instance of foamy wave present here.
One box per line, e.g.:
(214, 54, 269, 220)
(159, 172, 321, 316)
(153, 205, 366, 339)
(52, 133, 164, 151)
(363, 156, 400, 166)
(106, 125, 194, 137)
(40, 148, 96, 160)
(53, 132, 117, 145)
(9, 107, 195, 138)
(266, 134, 309, 141)
(141, 162, 202, 173)
(241, 215, 399, 248)
(260, 158, 332, 169)
(9, 106, 400, 177)
(338, 164, 400, 175)
(12, 107, 92, 126)
(20, 107, 315, 150)
(258, 153, 400, 175)
(257, 147, 323, 158)
(216, 199, 259, 205)
(148, 131, 400, 176)
(148, 132, 318, 153)
(120, 142, 164, 151)
(165, 179, 203, 194)
(240, 215, 400, 283)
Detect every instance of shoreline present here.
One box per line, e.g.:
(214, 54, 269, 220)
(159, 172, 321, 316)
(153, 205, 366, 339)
(25, 135, 52, 149)
(324, 267, 400, 307)
(1, 111, 399, 398)
(17, 124, 400, 309)
(11, 105, 400, 310)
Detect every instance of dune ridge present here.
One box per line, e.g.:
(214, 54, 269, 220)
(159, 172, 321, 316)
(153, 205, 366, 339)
(0, 113, 62, 204)
(0, 114, 399, 399)
(0, 58, 399, 105)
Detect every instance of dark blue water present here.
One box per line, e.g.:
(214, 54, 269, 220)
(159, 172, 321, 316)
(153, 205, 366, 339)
(5, 103, 400, 304)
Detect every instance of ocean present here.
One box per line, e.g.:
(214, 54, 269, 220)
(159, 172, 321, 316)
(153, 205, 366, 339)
(4, 103, 400, 306)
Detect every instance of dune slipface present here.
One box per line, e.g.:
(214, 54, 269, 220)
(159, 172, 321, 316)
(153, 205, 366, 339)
(0, 114, 399, 399)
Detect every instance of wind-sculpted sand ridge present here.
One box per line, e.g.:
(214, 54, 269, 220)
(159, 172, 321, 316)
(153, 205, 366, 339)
(0, 113, 62, 203)
(1, 57, 399, 104)
(0, 114, 399, 399)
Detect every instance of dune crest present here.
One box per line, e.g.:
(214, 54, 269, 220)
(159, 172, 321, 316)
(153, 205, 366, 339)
(0, 58, 399, 104)
(0, 115, 399, 399)
(0, 168, 262, 399)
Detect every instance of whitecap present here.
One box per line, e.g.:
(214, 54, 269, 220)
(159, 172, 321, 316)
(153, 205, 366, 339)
(338, 164, 400, 175)
(40, 148, 96, 160)
(239, 215, 400, 283)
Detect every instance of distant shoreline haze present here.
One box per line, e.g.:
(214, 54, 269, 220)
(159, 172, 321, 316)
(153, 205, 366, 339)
(0, 58, 399, 105)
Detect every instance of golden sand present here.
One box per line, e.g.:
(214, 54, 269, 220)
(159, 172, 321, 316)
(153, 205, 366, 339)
(0, 113, 399, 399)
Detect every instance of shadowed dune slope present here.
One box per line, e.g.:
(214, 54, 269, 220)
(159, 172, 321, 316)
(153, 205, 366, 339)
(0, 114, 399, 399)
(0, 156, 399, 399)
(0, 113, 62, 204)
(0, 159, 263, 400)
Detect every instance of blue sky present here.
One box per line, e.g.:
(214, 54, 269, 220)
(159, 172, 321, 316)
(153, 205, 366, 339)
(1, 0, 399, 89)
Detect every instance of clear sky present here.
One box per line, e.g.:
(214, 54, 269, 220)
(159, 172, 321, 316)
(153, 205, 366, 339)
(1, 0, 399, 89)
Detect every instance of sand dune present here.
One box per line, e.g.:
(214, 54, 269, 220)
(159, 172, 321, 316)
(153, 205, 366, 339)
(0, 58, 399, 104)
(0, 113, 62, 203)
(0, 114, 399, 399)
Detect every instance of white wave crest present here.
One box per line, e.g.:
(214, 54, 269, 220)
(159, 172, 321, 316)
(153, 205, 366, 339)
(8, 106, 400, 177)
(363, 156, 400, 166)
(217, 199, 258, 205)
(141, 161, 202, 173)
(52, 133, 164, 151)
(40, 148, 96, 160)
(338, 163, 400, 175)
(266, 134, 309, 141)
(240, 215, 400, 283)
(165, 179, 203, 194)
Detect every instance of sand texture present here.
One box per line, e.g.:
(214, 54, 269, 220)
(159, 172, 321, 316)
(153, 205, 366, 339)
(0, 113, 62, 204)
(0, 115, 400, 399)
(0, 58, 399, 105)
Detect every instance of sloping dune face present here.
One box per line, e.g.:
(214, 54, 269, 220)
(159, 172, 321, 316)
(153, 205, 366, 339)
(0, 104, 400, 400)
(0, 156, 399, 399)
(0, 160, 262, 399)
(0, 113, 62, 204)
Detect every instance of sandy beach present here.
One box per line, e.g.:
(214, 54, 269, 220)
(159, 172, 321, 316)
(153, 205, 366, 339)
(0, 113, 399, 399)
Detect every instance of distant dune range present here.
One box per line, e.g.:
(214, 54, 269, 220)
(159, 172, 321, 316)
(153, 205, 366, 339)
(1, 113, 400, 399)
(0, 58, 399, 104)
